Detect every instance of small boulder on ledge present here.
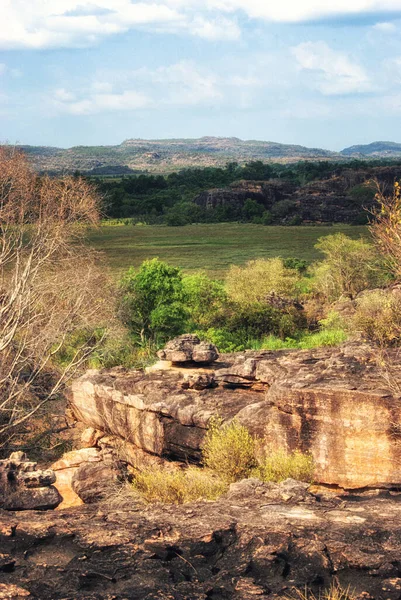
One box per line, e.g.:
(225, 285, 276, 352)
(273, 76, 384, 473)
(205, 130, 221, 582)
(0, 452, 61, 511)
(157, 334, 219, 364)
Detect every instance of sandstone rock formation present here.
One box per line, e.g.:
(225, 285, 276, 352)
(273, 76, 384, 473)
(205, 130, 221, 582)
(0, 452, 61, 510)
(1, 481, 401, 598)
(51, 447, 123, 508)
(157, 334, 219, 364)
(70, 343, 401, 489)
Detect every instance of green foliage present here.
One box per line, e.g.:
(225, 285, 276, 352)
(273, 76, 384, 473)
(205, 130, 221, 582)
(348, 181, 376, 206)
(312, 233, 385, 300)
(54, 328, 103, 368)
(97, 158, 392, 225)
(283, 257, 309, 273)
(202, 418, 257, 482)
(249, 312, 347, 351)
(117, 258, 187, 344)
(224, 302, 292, 340)
(195, 328, 247, 353)
(261, 210, 273, 225)
(225, 258, 300, 305)
(182, 272, 227, 329)
(133, 466, 228, 504)
(255, 448, 314, 483)
(242, 198, 265, 220)
(54, 328, 156, 370)
(271, 199, 297, 220)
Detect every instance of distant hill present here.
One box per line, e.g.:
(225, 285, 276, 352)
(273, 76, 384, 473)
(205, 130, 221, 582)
(14, 137, 339, 175)
(341, 141, 401, 158)
(10, 138, 401, 175)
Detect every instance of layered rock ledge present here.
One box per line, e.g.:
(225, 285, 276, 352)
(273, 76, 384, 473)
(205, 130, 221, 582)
(70, 343, 401, 490)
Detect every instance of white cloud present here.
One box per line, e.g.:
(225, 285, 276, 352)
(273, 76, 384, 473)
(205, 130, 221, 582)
(164, 0, 401, 23)
(3, 0, 401, 50)
(54, 88, 152, 114)
(373, 20, 397, 30)
(51, 57, 281, 115)
(0, 0, 239, 50)
(292, 41, 371, 95)
(188, 15, 240, 40)
(52, 60, 223, 114)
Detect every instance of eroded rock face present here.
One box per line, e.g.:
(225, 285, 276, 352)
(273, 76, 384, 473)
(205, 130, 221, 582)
(1, 483, 401, 599)
(0, 452, 61, 511)
(51, 447, 123, 508)
(157, 334, 219, 364)
(70, 343, 401, 489)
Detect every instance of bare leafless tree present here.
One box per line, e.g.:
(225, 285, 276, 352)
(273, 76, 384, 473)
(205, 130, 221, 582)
(0, 147, 113, 450)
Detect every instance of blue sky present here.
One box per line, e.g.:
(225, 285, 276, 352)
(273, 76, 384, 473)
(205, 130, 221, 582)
(2, 1, 401, 149)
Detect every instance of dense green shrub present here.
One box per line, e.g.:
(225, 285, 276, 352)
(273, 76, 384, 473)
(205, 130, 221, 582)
(226, 258, 300, 305)
(117, 258, 187, 344)
(182, 273, 227, 329)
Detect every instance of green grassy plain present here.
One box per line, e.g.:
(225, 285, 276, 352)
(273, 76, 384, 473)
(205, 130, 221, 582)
(86, 223, 368, 279)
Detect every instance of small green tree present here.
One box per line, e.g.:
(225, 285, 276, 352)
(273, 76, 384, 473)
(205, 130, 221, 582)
(117, 258, 187, 344)
(225, 257, 300, 306)
(242, 198, 264, 221)
(182, 272, 227, 329)
(312, 233, 384, 300)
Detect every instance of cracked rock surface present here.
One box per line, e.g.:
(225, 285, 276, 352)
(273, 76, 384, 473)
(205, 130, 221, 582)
(1, 481, 401, 599)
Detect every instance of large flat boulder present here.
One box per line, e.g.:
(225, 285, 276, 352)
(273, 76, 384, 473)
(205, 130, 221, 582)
(70, 343, 401, 489)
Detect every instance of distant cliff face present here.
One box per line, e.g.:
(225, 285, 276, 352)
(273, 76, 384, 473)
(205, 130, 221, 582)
(193, 166, 401, 224)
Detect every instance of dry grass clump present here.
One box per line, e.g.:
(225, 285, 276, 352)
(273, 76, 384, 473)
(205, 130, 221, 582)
(132, 419, 315, 504)
(202, 417, 258, 483)
(255, 448, 315, 483)
(289, 583, 356, 600)
(133, 466, 228, 504)
(351, 289, 401, 345)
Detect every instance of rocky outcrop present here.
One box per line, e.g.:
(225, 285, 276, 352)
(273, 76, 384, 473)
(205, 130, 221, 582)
(70, 343, 401, 489)
(0, 452, 61, 510)
(193, 167, 401, 224)
(51, 447, 123, 508)
(2, 481, 401, 598)
(157, 334, 219, 364)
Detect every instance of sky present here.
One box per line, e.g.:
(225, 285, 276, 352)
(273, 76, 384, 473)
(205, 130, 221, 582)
(2, 1, 401, 149)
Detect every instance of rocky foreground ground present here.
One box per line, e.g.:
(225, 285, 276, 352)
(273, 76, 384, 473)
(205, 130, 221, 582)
(1, 479, 401, 600)
(2, 338, 401, 599)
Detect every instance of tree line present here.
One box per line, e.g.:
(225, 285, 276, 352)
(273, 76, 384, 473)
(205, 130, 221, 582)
(91, 158, 401, 225)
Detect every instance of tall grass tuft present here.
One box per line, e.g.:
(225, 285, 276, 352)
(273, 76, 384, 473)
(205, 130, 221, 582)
(289, 583, 356, 600)
(202, 418, 258, 483)
(133, 466, 228, 504)
(255, 448, 315, 483)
